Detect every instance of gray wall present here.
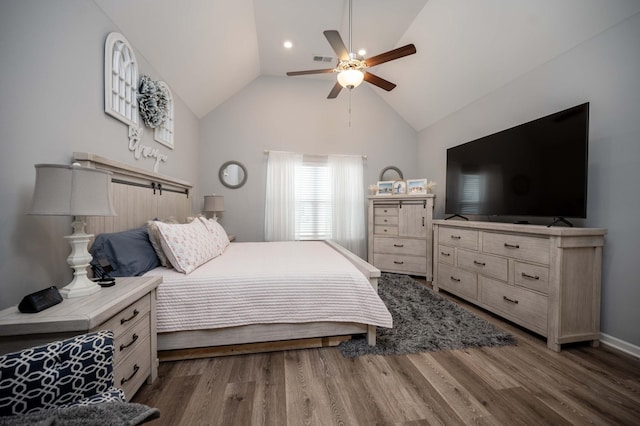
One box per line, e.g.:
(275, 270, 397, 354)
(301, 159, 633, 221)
(0, 0, 200, 309)
(198, 75, 419, 243)
(418, 13, 640, 348)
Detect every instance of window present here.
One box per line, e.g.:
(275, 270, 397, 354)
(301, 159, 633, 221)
(295, 158, 332, 240)
(104, 33, 139, 127)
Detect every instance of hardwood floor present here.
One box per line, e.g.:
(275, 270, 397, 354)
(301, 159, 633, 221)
(133, 281, 640, 425)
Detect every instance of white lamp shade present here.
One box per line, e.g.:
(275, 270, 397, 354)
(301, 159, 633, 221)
(203, 195, 224, 212)
(28, 164, 117, 217)
(337, 69, 364, 89)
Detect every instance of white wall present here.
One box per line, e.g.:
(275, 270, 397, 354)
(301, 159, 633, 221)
(418, 13, 640, 347)
(198, 75, 419, 243)
(0, 0, 200, 309)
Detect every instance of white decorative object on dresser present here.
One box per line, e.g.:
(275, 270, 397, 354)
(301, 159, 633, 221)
(368, 194, 435, 280)
(432, 220, 606, 351)
(0, 276, 161, 400)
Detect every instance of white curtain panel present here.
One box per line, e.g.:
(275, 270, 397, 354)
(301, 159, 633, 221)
(264, 151, 302, 241)
(329, 155, 365, 258)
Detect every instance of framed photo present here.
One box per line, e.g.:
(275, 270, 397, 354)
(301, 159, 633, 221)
(376, 181, 394, 196)
(407, 178, 427, 195)
(393, 180, 407, 195)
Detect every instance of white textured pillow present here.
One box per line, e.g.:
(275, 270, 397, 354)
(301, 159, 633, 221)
(198, 217, 230, 249)
(155, 219, 222, 274)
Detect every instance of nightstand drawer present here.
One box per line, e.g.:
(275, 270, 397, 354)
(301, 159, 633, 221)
(438, 227, 479, 250)
(114, 334, 151, 400)
(100, 294, 151, 339)
(437, 263, 477, 300)
(374, 254, 427, 273)
(113, 312, 150, 366)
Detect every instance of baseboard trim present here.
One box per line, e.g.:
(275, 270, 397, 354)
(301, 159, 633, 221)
(600, 333, 640, 359)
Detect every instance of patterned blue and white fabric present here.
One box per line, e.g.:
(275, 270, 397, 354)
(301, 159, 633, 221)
(0, 330, 125, 417)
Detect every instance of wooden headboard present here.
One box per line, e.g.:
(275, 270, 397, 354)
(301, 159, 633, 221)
(72, 152, 193, 236)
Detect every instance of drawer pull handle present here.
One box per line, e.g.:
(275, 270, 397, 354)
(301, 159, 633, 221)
(120, 333, 139, 351)
(503, 296, 519, 304)
(384, 219, 388, 223)
(441, 252, 450, 257)
(450, 276, 461, 282)
(450, 235, 461, 240)
(504, 243, 520, 249)
(394, 261, 404, 265)
(121, 364, 140, 385)
(120, 309, 140, 325)
(384, 229, 387, 232)
(422, 217, 425, 227)
(393, 244, 404, 248)
(473, 260, 486, 266)
(521, 272, 540, 280)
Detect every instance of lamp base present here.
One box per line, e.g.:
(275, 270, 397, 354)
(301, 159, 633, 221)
(60, 218, 100, 299)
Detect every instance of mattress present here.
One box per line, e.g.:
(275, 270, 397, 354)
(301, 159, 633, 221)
(144, 241, 393, 333)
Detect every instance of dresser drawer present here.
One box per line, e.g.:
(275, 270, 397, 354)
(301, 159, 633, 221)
(374, 216, 398, 226)
(482, 232, 549, 265)
(374, 226, 398, 236)
(479, 276, 547, 334)
(438, 227, 479, 250)
(514, 262, 549, 294)
(113, 313, 150, 366)
(375, 237, 426, 255)
(374, 206, 398, 217)
(374, 254, 427, 274)
(437, 263, 477, 300)
(99, 295, 151, 339)
(436, 245, 455, 265)
(457, 249, 508, 281)
(114, 335, 151, 400)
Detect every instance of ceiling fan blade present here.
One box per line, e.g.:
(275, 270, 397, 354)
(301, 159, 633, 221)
(364, 72, 396, 91)
(287, 68, 335, 76)
(323, 30, 349, 61)
(327, 81, 343, 99)
(365, 44, 417, 68)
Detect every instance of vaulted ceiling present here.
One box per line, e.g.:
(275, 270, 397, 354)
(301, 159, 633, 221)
(95, 0, 640, 132)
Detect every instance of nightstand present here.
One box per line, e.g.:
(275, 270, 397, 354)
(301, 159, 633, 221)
(0, 276, 161, 400)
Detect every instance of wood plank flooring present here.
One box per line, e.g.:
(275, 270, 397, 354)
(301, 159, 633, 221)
(133, 282, 640, 425)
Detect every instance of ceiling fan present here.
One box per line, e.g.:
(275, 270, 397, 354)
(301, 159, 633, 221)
(286, 0, 417, 99)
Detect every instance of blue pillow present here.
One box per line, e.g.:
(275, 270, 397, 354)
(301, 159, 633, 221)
(90, 227, 160, 277)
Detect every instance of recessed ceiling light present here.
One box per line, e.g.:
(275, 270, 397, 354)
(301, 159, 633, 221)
(358, 49, 366, 56)
(283, 41, 293, 49)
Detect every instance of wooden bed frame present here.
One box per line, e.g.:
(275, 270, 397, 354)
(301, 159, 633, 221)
(74, 152, 381, 359)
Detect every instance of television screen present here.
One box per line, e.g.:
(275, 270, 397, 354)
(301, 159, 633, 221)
(445, 103, 589, 219)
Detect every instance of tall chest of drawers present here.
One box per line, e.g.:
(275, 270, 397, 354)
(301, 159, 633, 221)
(433, 220, 606, 351)
(0, 276, 161, 400)
(368, 194, 435, 280)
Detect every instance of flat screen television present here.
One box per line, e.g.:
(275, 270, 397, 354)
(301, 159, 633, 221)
(445, 103, 589, 223)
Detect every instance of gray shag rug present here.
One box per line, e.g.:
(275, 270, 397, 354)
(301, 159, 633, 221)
(338, 273, 517, 358)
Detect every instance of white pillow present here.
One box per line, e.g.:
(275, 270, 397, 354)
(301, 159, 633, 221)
(155, 219, 223, 274)
(198, 217, 230, 249)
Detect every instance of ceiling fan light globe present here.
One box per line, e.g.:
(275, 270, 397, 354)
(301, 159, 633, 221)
(337, 69, 364, 89)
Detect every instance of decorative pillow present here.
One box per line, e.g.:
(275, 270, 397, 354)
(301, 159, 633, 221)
(90, 227, 160, 277)
(155, 219, 224, 274)
(198, 217, 230, 249)
(147, 221, 172, 268)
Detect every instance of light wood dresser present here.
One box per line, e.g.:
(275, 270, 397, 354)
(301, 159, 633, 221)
(433, 220, 606, 351)
(0, 276, 161, 400)
(368, 194, 435, 280)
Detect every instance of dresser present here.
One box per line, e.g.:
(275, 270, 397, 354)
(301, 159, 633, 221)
(368, 194, 435, 280)
(433, 220, 606, 351)
(0, 276, 161, 400)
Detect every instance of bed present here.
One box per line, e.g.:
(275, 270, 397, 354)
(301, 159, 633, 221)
(75, 152, 392, 359)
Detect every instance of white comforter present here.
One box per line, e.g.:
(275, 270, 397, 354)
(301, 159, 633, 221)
(144, 241, 393, 333)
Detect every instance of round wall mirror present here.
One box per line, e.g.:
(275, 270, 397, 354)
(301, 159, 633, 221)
(379, 166, 403, 181)
(219, 161, 247, 189)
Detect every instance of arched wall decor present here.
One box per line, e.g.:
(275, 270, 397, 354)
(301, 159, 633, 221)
(104, 32, 139, 127)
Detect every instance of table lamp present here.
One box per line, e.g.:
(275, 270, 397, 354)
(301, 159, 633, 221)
(203, 195, 224, 221)
(28, 164, 117, 298)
